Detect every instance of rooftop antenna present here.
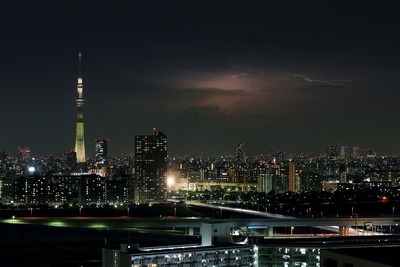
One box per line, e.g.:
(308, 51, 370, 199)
(78, 52, 82, 78)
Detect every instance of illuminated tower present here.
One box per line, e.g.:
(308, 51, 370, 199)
(75, 53, 86, 163)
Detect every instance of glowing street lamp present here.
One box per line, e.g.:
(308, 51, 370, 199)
(167, 176, 175, 189)
(28, 166, 35, 175)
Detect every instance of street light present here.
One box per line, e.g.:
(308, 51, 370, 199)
(393, 206, 395, 218)
(79, 206, 83, 217)
(167, 176, 175, 188)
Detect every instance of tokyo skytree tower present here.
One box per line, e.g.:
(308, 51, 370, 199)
(74, 53, 86, 163)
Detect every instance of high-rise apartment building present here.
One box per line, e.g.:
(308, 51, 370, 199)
(95, 139, 108, 164)
(234, 142, 245, 164)
(288, 161, 296, 192)
(65, 150, 77, 169)
(339, 145, 349, 160)
(134, 129, 167, 203)
(276, 150, 285, 164)
(327, 144, 339, 161)
(234, 141, 246, 184)
(74, 53, 86, 163)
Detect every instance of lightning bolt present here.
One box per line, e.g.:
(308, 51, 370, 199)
(224, 73, 248, 78)
(286, 73, 353, 85)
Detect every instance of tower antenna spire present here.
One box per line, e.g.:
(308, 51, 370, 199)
(78, 52, 82, 78)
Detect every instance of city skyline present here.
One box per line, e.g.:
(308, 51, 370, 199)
(1, 1, 400, 157)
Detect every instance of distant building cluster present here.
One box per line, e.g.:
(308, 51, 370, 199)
(2, 140, 400, 206)
(0, 129, 168, 206)
(168, 143, 400, 196)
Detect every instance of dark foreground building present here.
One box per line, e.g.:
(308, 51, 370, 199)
(103, 221, 400, 267)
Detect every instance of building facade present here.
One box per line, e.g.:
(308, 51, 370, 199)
(103, 243, 257, 267)
(95, 139, 108, 165)
(134, 129, 167, 203)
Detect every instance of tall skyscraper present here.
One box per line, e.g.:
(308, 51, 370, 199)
(288, 161, 296, 192)
(327, 144, 339, 161)
(276, 150, 285, 164)
(65, 150, 77, 169)
(74, 53, 86, 163)
(339, 145, 349, 160)
(234, 142, 245, 164)
(134, 129, 167, 203)
(234, 141, 245, 184)
(95, 139, 108, 164)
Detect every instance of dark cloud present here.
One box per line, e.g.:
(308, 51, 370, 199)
(294, 84, 351, 93)
(1, 1, 400, 157)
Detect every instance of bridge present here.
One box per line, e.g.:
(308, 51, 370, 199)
(184, 201, 399, 236)
(1, 201, 398, 237)
(2, 215, 398, 237)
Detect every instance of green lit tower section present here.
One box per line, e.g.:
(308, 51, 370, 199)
(75, 53, 86, 163)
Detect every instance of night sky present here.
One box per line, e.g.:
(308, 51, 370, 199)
(1, 1, 400, 157)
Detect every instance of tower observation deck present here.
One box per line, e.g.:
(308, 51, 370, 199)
(75, 53, 86, 163)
